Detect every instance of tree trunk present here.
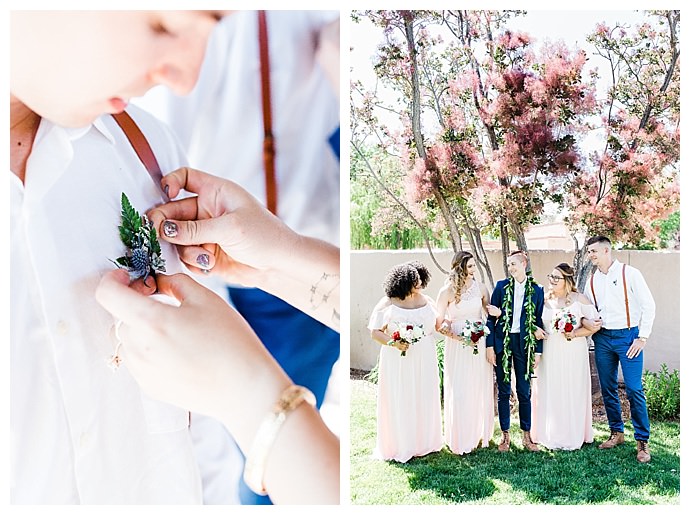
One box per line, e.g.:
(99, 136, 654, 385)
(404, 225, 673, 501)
(405, 17, 426, 162)
(459, 208, 494, 286)
(433, 189, 462, 252)
(499, 217, 510, 278)
(404, 14, 463, 253)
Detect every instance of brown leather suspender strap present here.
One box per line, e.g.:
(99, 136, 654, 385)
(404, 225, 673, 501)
(258, 10, 277, 215)
(111, 111, 169, 201)
(622, 264, 631, 328)
(590, 265, 631, 328)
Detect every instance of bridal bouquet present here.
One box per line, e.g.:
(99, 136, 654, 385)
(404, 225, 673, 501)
(459, 320, 490, 355)
(387, 323, 425, 357)
(552, 310, 577, 340)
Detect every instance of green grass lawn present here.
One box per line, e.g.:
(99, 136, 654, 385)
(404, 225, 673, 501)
(350, 379, 680, 505)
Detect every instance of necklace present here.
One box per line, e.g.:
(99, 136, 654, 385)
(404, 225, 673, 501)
(500, 272, 538, 381)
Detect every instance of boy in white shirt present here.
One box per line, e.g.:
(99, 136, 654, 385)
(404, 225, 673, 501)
(10, 11, 239, 503)
(585, 235, 656, 463)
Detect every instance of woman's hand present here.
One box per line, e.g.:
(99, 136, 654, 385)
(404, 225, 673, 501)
(96, 269, 290, 437)
(394, 341, 410, 353)
(581, 317, 603, 333)
(534, 327, 546, 340)
(485, 346, 496, 366)
(148, 167, 299, 285)
(486, 304, 501, 317)
(148, 168, 340, 331)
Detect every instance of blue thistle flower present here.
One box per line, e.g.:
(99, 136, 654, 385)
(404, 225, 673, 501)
(113, 193, 166, 283)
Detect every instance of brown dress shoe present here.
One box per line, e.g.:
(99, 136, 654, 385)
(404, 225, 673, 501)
(598, 431, 624, 449)
(636, 440, 651, 463)
(498, 430, 510, 452)
(522, 431, 539, 452)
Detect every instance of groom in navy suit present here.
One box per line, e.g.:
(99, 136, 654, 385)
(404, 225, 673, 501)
(486, 250, 545, 452)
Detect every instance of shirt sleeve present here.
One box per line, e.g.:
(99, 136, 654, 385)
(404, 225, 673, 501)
(367, 306, 390, 332)
(581, 303, 598, 320)
(630, 267, 656, 338)
(583, 273, 595, 305)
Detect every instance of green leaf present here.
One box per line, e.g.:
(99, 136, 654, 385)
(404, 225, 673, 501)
(119, 192, 142, 247)
(114, 192, 166, 277)
(115, 256, 130, 268)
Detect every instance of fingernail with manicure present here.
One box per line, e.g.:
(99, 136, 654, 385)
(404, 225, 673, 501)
(197, 254, 210, 269)
(163, 220, 178, 238)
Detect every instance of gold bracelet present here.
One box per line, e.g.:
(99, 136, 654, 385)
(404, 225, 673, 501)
(243, 384, 317, 495)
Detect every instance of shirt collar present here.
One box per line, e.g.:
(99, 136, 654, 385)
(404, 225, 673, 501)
(36, 116, 116, 146)
(598, 259, 621, 276)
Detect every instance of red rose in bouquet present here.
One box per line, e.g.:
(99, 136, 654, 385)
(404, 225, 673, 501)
(386, 323, 425, 356)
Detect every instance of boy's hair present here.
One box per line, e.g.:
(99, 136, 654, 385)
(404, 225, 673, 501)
(508, 250, 528, 265)
(586, 235, 612, 247)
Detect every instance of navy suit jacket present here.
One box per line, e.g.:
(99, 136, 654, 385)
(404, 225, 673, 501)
(486, 278, 545, 355)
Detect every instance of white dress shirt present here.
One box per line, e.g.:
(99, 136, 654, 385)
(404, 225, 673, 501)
(585, 260, 656, 338)
(137, 10, 340, 246)
(510, 278, 527, 333)
(10, 106, 236, 504)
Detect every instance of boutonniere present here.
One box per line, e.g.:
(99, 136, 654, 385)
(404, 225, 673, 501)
(112, 193, 166, 284)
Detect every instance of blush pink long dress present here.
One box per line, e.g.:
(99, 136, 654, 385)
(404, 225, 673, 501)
(442, 280, 495, 454)
(531, 301, 596, 450)
(368, 301, 443, 462)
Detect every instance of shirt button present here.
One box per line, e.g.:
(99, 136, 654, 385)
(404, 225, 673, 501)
(56, 320, 69, 335)
(79, 432, 90, 448)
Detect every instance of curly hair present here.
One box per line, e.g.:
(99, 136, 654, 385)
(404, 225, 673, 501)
(546, 262, 578, 300)
(383, 263, 420, 300)
(449, 251, 474, 303)
(407, 260, 431, 288)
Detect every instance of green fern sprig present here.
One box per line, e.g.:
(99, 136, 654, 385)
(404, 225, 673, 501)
(113, 193, 166, 282)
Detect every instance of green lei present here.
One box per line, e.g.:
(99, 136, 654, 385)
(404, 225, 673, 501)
(500, 272, 538, 382)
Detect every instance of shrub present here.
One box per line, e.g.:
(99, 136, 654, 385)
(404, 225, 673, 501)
(643, 364, 680, 420)
(364, 362, 379, 384)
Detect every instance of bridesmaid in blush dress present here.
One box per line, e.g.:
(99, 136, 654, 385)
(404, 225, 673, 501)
(368, 261, 443, 463)
(436, 251, 501, 455)
(531, 263, 600, 450)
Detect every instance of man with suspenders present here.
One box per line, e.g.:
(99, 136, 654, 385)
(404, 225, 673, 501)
(585, 235, 656, 463)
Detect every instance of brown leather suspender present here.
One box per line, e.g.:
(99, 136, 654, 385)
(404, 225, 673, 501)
(590, 264, 630, 328)
(112, 110, 187, 426)
(111, 111, 169, 201)
(621, 264, 631, 328)
(258, 10, 277, 215)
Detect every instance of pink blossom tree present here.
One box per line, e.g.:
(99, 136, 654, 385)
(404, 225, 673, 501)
(566, 10, 680, 287)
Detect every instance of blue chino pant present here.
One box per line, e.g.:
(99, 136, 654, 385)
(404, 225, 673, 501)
(592, 327, 650, 442)
(495, 333, 532, 432)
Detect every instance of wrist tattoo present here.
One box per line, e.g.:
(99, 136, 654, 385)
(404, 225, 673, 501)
(309, 273, 339, 310)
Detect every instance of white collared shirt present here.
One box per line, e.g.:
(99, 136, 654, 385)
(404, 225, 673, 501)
(10, 106, 238, 504)
(584, 260, 656, 338)
(510, 278, 527, 333)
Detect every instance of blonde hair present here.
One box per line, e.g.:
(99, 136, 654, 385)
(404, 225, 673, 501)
(546, 262, 578, 301)
(449, 251, 474, 303)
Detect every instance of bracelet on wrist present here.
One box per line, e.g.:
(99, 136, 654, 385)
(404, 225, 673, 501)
(243, 384, 317, 495)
